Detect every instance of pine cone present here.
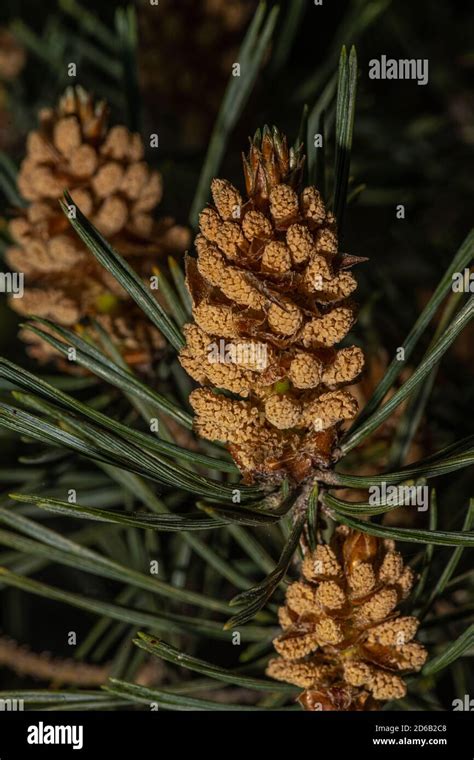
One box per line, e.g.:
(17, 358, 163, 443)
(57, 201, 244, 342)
(266, 526, 427, 710)
(7, 86, 190, 370)
(179, 126, 364, 482)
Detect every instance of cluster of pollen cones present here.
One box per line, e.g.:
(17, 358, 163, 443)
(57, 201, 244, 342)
(2, 79, 429, 714)
(267, 527, 427, 710)
(7, 86, 189, 369)
(179, 126, 365, 482)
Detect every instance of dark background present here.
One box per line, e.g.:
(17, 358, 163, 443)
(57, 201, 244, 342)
(0, 0, 472, 706)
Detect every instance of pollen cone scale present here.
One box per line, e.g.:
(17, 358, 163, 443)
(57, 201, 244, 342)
(179, 126, 364, 482)
(7, 86, 190, 371)
(266, 526, 428, 710)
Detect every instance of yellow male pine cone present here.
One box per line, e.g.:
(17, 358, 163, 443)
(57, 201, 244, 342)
(7, 86, 190, 369)
(266, 526, 427, 710)
(179, 126, 364, 482)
